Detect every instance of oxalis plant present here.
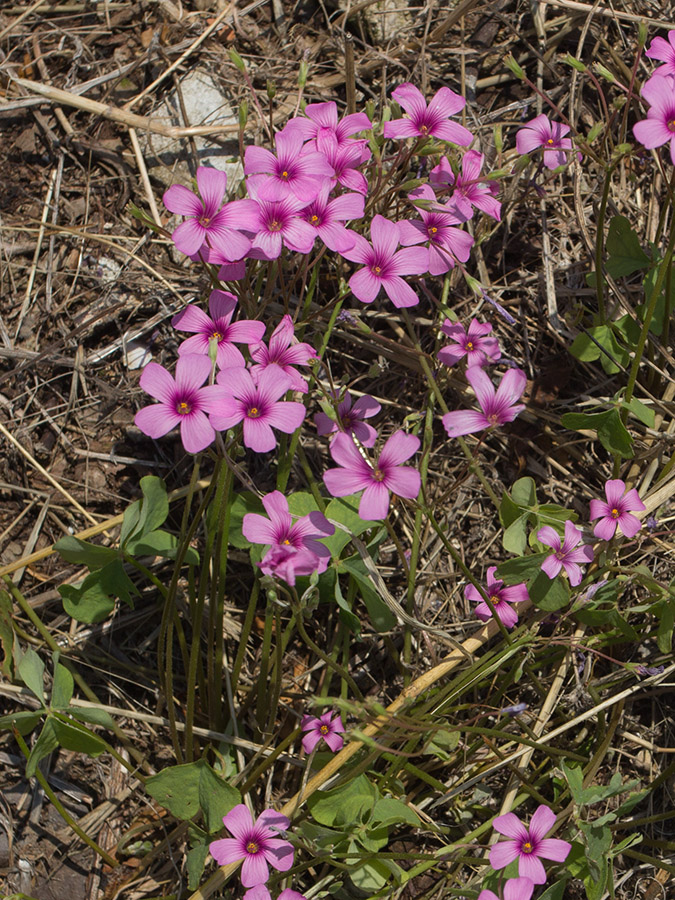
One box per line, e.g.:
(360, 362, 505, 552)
(3, 26, 675, 900)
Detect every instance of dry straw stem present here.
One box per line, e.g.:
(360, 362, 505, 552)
(187, 607, 529, 900)
(539, 0, 675, 28)
(10, 78, 240, 139)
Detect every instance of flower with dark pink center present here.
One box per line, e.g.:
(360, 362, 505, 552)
(384, 83, 473, 145)
(589, 479, 645, 540)
(244, 129, 333, 202)
(301, 183, 365, 253)
(442, 366, 526, 437)
(437, 318, 501, 368)
(172, 290, 265, 369)
(284, 101, 371, 153)
(323, 431, 421, 520)
(210, 367, 305, 453)
(516, 115, 579, 169)
(538, 521, 594, 587)
(465, 566, 528, 629)
(315, 391, 381, 447)
(134, 355, 228, 454)
(245, 183, 316, 260)
(209, 804, 294, 887)
(342, 214, 429, 308)
(430, 151, 501, 221)
(163, 166, 256, 259)
(633, 74, 675, 164)
(398, 184, 473, 276)
(489, 804, 571, 884)
(249, 315, 318, 394)
(301, 711, 344, 753)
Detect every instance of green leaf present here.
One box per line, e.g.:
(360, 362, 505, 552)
(357, 824, 389, 851)
(537, 879, 570, 900)
(657, 600, 674, 654)
(323, 495, 379, 557)
(333, 575, 361, 635)
(146, 761, 202, 820)
(53, 536, 118, 569)
(340, 556, 397, 632)
(502, 515, 529, 555)
(198, 764, 240, 833)
(562, 410, 613, 433)
(605, 215, 650, 277)
(67, 706, 115, 729)
(621, 396, 655, 429)
(59, 559, 138, 623)
(120, 476, 169, 548)
(570, 331, 601, 362)
(349, 859, 401, 891)
(51, 717, 106, 757)
(562, 761, 584, 805)
(0, 590, 13, 678)
(424, 729, 459, 760)
(596, 408, 634, 457)
(529, 570, 570, 612)
(228, 492, 264, 549)
(499, 491, 523, 528)
(18, 646, 44, 702)
(308, 774, 378, 827)
(510, 477, 537, 507)
(0, 710, 43, 735)
(186, 840, 210, 890)
(287, 492, 321, 517)
(370, 798, 419, 828)
(51, 661, 74, 709)
(496, 553, 548, 584)
(127, 529, 199, 564)
(26, 718, 59, 777)
(119, 499, 142, 549)
(638, 266, 671, 335)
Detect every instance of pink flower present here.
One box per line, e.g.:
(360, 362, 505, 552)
(437, 318, 501, 368)
(478, 878, 535, 900)
(323, 431, 421, 520)
(515, 114, 578, 169)
(465, 566, 528, 629)
(301, 183, 365, 253)
(172, 290, 265, 369)
(398, 184, 474, 276)
(430, 151, 501, 221)
(244, 129, 333, 202)
(489, 804, 571, 884)
(325, 139, 371, 195)
(134, 356, 227, 454)
(242, 491, 334, 585)
(249, 315, 317, 394)
(245, 888, 307, 900)
(633, 74, 675, 164)
(209, 804, 294, 887)
(163, 166, 255, 259)
(645, 31, 675, 77)
(284, 101, 371, 153)
(301, 710, 345, 753)
(589, 479, 645, 540)
(442, 366, 526, 437)
(384, 83, 473, 145)
(210, 367, 305, 453)
(315, 391, 381, 447)
(537, 521, 594, 587)
(342, 214, 429, 308)
(246, 183, 316, 260)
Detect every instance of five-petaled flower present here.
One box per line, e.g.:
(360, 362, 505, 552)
(210, 367, 305, 453)
(315, 391, 381, 447)
(249, 315, 318, 394)
(242, 491, 334, 585)
(442, 366, 526, 437)
(173, 290, 265, 369)
(589, 479, 645, 540)
(437, 318, 501, 368)
(538, 520, 594, 587)
(465, 566, 528, 629)
(245, 129, 334, 203)
(163, 166, 255, 259)
(342, 214, 429, 308)
(209, 804, 294, 887)
(489, 804, 571, 884)
(478, 877, 535, 900)
(384, 83, 473, 145)
(430, 151, 502, 221)
(633, 74, 675, 165)
(134, 355, 227, 454)
(301, 711, 345, 753)
(323, 431, 421, 520)
(398, 184, 474, 276)
(516, 115, 579, 170)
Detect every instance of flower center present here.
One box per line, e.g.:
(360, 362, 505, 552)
(177, 401, 191, 415)
(248, 407, 260, 418)
(311, 214, 320, 223)
(199, 215, 211, 227)
(668, 119, 675, 132)
(466, 341, 474, 351)
(489, 595, 500, 605)
(488, 413, 500, 426)
(522, 841, 533, 854)
(420, 124, 429, 135)
(546, 138, 554, 145)
(212, 331, 223, 341)
(269, 219, 282, 232)
(282, 538, 291, 545)
(246, 841, 259, 854)
(610, 507, 620, 519)
(281, 170, 289, 179)
(319, 724, 329, 735)
(373, 468, 385, 482)
(372, 265, 382, 275)
(555, 549, 565, 560)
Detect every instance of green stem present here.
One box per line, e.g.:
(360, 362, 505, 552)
(622, 207, 675, 417)
(594, 162, 618, 324)
(210, 463, 234, 732)
(14, 727, 117, 867)
(294, 601, 364, 701)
